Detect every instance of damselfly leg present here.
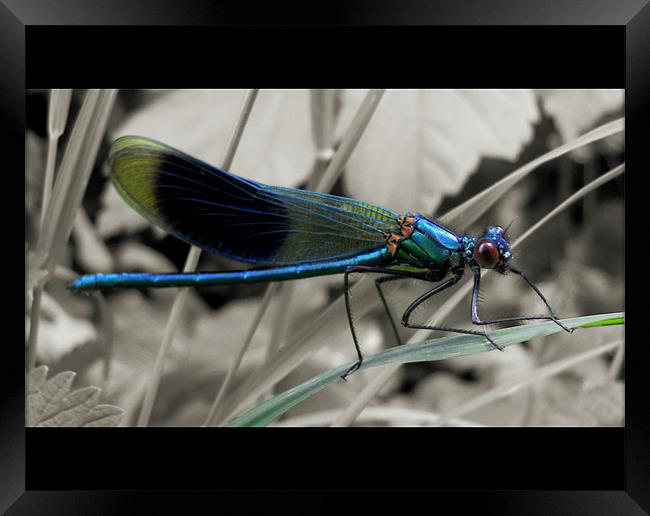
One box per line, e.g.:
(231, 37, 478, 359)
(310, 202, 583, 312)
(342, 266, 429, 380)
(400, 268, 503, 351)
(470, 266, 574, 333)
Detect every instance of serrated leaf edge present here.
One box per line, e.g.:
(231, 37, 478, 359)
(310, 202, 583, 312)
(28, 368, 124, 427)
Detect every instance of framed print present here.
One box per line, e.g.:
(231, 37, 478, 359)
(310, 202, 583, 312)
(6, 0, 648, 513)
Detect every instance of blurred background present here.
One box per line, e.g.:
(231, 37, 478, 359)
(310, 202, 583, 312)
(25, 89, 624, 427)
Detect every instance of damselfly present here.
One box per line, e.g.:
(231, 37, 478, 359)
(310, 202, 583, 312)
(70, 136, 572, 378)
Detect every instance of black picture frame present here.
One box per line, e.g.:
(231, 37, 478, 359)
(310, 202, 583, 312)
(8, 1, 647, 513)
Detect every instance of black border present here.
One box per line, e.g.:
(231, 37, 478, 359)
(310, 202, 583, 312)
(8, 1, 647, 513)
(24, 428, 623, 490)
(25, 26, 624, 88)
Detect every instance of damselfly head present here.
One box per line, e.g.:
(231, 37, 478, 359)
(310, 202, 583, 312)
(473, 225, 513, 273)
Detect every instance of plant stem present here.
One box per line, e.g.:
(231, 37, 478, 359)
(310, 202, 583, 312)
(203, 283, 275, 427)
(317, 89, 384, 193)
(265, 283, 295, 359)
(40, 89, 72, 230)
(136, 260, 197, 427)
(40, 137, 58, 230)
(27, 89, 116, 371)
(26, 287, 43, 372)
(514, 163, 624, 247)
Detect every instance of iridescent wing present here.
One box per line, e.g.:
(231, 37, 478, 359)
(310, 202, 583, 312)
(109, 136, 399, 265)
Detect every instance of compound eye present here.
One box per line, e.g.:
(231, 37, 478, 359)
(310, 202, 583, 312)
(474, 240, 499, 269)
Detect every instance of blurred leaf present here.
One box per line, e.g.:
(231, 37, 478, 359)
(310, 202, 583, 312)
(414, 370, 531, 426)
(187, 278, 332, 376)
(26, 291, 97, 363)
(27, 366, 124, 427)
(72, 208, 114, 271)
(522, 277, 623, 383)
(227, 312, 622, 427)
(566, 200, 624, 280)
(575, 381, 624, 425)
(529, 378, 623, 426)
(413, 371, 486, 412)
(430, 335, 621, 428)
(441, 120, 622, 232)
(443, 338, 536, 386)
(336, 90, 540, 213)
(537, 89, 623, 143)
(106, 290, 202, 368)
(83, 360, 149, 427)
(189, 297, 276, 366)
(165, 399, 212, 426)
(82, 289, 207, 423)
(113, 241, 178, 273)
(111, 89, 314, 187)
(275, 405, 483, 427)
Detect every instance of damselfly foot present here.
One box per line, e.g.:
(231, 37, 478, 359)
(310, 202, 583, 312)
(552, 317, 574, 334)
(341, 361, 362, 381)
(485, 332, 503, 352)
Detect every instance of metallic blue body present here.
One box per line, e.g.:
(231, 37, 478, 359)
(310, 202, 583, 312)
(68, 136, 572, 382)
(393, 214, 465, 273)
(68, 137, 513, 291)
(70, 213, 475, 290)
(70, 247, 393, 290)
(415, 217, 462, 251)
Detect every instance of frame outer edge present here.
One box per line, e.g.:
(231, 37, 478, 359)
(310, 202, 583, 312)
(0, 1, 26, 512)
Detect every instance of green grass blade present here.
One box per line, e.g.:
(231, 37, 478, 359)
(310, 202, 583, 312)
(577, 317, 625, 328)
(226, 312, 623, 427)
